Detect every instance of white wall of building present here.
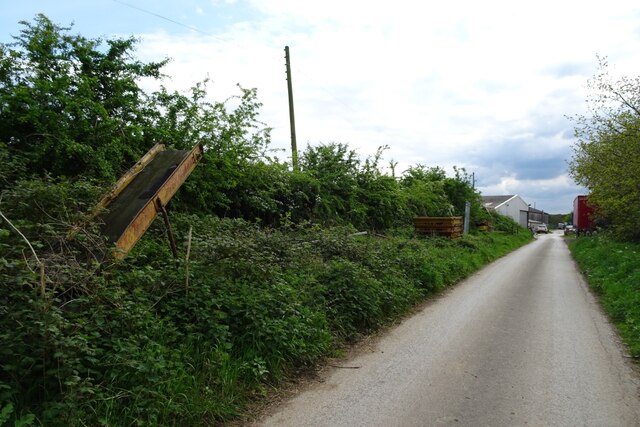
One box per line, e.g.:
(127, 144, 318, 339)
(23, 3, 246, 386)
(495, 196, 529, 228)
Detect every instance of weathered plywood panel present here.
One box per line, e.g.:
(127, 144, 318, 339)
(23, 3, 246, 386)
(97, 144, 203, 258)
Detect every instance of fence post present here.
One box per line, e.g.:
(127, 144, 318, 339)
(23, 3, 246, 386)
(464, 201, 471, 234)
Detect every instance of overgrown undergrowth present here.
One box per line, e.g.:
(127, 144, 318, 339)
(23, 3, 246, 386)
(0, 15, 531, 425)
(569, 235, 640, 358)
(1, 210, 531, 426)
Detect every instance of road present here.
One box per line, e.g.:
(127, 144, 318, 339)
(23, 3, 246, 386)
(255, 232, 640, 426)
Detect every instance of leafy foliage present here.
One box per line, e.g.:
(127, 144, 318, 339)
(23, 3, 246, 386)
(0, 14, 272, 209)
(569, 58, 640, 240)
(0, 175, 531, 425)
(0, 14, 488, 231)
(145, 82, 277, 218)
(488, 210, 522, 233)
(0, 14, 533, 426)
(0, 14, 167, 181)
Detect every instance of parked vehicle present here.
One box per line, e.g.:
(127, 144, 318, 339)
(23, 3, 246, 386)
(535, 224, 549, 234)
(564, 225, 575, 235)
(573, 195, 595, 234)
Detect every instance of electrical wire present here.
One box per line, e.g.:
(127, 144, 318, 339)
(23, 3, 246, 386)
(110, 0, 360, 123)
(111, 0, 220, 38)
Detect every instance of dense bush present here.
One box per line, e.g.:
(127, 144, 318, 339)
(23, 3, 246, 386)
(0, 15, 166, 182)
(0, 14, 532, 426)
(488, 210, 522, 233)
(1, 15, 487, 231)
(0, 176, 532, 425)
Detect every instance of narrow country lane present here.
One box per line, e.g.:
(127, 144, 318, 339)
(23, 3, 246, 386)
(255, 232, 640, 427)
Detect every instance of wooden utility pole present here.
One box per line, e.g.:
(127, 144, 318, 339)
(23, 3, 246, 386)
(284, 46, 298, 170)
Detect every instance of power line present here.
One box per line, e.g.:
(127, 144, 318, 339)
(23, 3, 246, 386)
(110, 0, 360, 120)
(110, 0, 219, 38)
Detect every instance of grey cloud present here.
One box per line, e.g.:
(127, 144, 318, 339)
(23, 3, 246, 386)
(470, 133, 572, 178)
(472, 156, 567, 185)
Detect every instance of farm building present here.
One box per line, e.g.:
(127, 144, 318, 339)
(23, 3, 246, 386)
(481, 195, 530, 228)
(482, 195, 550, 229)
(527, 206, 550, 228)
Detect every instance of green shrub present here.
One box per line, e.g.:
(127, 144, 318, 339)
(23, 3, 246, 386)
(0, 15, 532, 424)
(1, 198, 532, 425)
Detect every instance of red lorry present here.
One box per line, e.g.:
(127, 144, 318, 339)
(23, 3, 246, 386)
(573, 195, 595, 234)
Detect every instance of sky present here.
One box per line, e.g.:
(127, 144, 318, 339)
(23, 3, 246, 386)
(2, 1, 640, 214)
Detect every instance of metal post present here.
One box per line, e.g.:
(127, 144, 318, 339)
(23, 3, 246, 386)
(285, 46, 298, 171)
(463, 201, 471, 234)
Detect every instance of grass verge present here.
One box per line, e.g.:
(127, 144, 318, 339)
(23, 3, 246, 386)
(569, 235, 640, 358)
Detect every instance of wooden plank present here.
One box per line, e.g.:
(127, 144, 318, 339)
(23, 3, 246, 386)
(413, 216, 463, 239)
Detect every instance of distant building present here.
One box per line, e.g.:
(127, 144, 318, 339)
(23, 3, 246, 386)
(481, 195, 529, 228)
(481, 195, 549, 229)
(528, 206, 549, 227)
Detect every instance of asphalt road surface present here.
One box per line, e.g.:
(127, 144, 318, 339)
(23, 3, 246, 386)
(256, 232, 640, 426)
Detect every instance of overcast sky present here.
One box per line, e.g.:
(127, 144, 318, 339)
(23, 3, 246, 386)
(3, 0, 640, 213)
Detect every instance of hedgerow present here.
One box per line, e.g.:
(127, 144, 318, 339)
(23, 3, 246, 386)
(0, 184, 530, 425)
(0, 15, 532, 425)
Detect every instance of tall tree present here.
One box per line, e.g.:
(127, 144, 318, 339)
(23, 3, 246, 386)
(0, 15, 277, 221)
(0, 14, 167, 180)
(569, 58, 640, 240)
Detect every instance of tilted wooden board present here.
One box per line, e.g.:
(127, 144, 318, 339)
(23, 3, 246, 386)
(97, 143, 203, 258)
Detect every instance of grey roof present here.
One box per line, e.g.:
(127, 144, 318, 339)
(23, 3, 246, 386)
(481, 195, 515, 209)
